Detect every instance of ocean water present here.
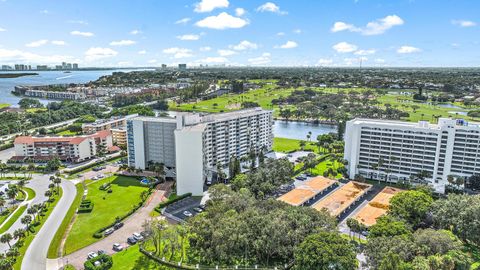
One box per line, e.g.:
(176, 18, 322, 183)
(0, 70, 120, 106)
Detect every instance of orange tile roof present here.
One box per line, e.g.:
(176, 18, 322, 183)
(354, 186, 402, 227)
(278, 176, 337, 206)
(312, 181, 372, 217)
(14, 130, 110, 146)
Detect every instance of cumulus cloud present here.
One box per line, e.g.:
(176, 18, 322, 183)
(177, 34, 200, 41)
(317, 58, 333, 66)
(235, 8, 246, 16)
(354, 49, 376, 55)
(130, 29, 141, 35)
(109, 40, 136, 46)
(138, 50, 147, 55)
(217, 49, 236, 56)
(51, 40, 67, 46)
(230, 40, 258, 50)
(397, 46, 421, 54)
(175, 18, 191, 24)
(0, 48, 74, 64)
(275, 40, 298, 49)
(195, 12, 248, 29)
(276, 32, 285, 36)
(194, 0, 229, 13)
(248, 53, 271, 65)
(84, 47, 118, 61)
(163, 47, 193, 58)
(25, 39, 49, 48)
(451, 20, 476, 27)
(256, 2, 287, 15)
(199, 46, 212, 51)
(197, 57, 229, 63)
(332, 42, 358, 53)
(71, 30, 94, 37)
(0, 27, 6, 32)
(331, 15, 404, 35)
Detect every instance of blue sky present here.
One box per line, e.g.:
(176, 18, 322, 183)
(0, 0, 479, 67)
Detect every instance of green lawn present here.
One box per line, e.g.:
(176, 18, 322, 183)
(16, 187, 36, 201)
(14, 188, 63, 270)
(0, 205, 27, 234)
(64, 176, 149, 254)
(272, 137, 319, 153)
(111, 247, 164, 270)
(0, 103, 10, 110)
(309, 159, 343, 179)
(56, 130, 79, 136)
(23, 187, 36, 200)
(0, 206, 17, 226)
(48, 183, 84, 258)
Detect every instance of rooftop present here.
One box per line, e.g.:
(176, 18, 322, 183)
(278, 176, 336, 206)
(353, 186, 402, 227)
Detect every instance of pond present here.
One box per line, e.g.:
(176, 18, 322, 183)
(437, 103, 463, 109)
(273, 120, 337, 140)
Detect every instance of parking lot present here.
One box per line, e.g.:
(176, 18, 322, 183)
(164, 196, 204, 221)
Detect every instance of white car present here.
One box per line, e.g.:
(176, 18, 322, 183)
(133, 232, 144, 241)
(87, 252, 98, 260)
(112, 243, 123, 251)
(183, 210, 193, 217)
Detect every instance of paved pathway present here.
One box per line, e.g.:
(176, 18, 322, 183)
(56, 185, 168, 270)
(22, 179, 77, 270)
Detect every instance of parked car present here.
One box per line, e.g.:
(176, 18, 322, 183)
(193, 207, 203, 213)
(199, 204, 206, 210)
(133, 232, 144, 241)
(92, 167, 101, 172)
(91, 176, 98, 180)
(112, 243, 123, 251)
(127, 237, 137, 245)
(183, 210, 193, 217)
(113, 222, 124, 230)
(206, 179, 212, 185)
(104, 228, 114, 236)
(87, 252, 98, 260)
(97, 250, 106, 255)
(140, 231, 151, 238)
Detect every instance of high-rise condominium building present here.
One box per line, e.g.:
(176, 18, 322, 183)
(344, 118, 480, 193)
(127, 108, 273, 195)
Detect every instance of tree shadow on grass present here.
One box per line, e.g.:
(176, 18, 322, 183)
(131, 254, 173, 270)
(110, 176, 147, 188)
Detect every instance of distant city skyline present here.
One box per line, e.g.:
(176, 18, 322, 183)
(0, 0, 479, 67)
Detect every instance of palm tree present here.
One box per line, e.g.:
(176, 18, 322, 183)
(54, 177, 62, 193)
(13, 229, 25, 241)
(299, 140, 306, 151)
(21, 215, 32, 233)
(0, 233, 12, 249)
(0, 198, 5, 213)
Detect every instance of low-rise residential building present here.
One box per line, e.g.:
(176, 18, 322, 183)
(344, 118, 480, 193)
(13, 130, 113, 163)
(82, 114, 138, 134)
(24, 89, 86, 100)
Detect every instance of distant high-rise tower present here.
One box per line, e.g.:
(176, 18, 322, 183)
(178, 64, 187, 70)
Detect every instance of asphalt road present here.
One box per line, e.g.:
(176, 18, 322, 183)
(21, 179, 77, 270)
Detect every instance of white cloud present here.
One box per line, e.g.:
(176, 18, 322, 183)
(84, 47, 118, 61)
(451, 20, 476, 27)
(275, 40, 298, 49)
(230, 40, 258, 50)
(276, 32, 285, 36)
(217, 49, 236, 56)
(331, 15, 404, 35)
(235, 8, 246, 16)
(109, 40, 136, 46)
(163, 47, 193, 58)
(138, 50, 147, 55)
(175, 18, 191, 24)
(0, 27, 6, 32)
(40, 9, 49, 14)
(317, 58, 333, 66)
(148, 59, 157, 64)
(130, 29, 141, 35)
(25, 39, 49, 48)
(354, 49, 376, 55)
(397, 45, 421, 54)
(177, 34, 200, 41)
(51, 40, 67, 46)
(117, 61, 131, 66)
(195, 12, 249, 30)
(0, 48, 74, 64)
(293, 29, 302, 34)
(194, 0, 229, 13)
(197, 57, 229, 63)
(374, 58, 386, 63)
(199, 46, 212, 52)
(70, 30, 94, 37)
(67, 20, 88, 25)
(256, 2, 287, 15)
(332, 42, 358, 53)
(248, 52, 271, 65)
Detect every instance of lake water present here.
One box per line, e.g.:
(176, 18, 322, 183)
(437, 103, 462, 109)
(0, 70, 127, 106)
(273, 120, 337, 140)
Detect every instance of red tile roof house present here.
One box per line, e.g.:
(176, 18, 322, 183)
(13, 130, 113, 163)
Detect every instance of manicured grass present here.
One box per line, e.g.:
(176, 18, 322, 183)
(47, 183, 84, 258)
(64, 175, 149, 254)
(63, 265, 77, 270)
(309, 159, 344, 179)
(13, 188, 63, 270)
(0, 206, 18, 225)
(0, 103, 10, 110)
(272, 137, 319, 153)
(56, 130, 78, 136)
(23, 187, 36, 200)
(0, 205, 27, 234)
(15, 187, 36, 201)
(111, 247, 163, 270)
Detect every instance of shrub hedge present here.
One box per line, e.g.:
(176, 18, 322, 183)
(154, 192, 192, 213)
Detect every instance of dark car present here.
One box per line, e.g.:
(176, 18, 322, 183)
(97, 250, 106, 255)
(113, 222, 124, 230)
(127, 236, 137, 245)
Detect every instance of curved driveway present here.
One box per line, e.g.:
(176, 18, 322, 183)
(22, 179, 76, 270)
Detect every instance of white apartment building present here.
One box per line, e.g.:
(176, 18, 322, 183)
(344, 118, 480, 193)
(127, 108, 273, 195)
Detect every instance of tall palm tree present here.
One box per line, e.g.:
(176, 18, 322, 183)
(0, 233, 12, 249)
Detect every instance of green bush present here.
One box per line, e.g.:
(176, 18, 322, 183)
(84, 254, 113, 270)
(157, 193, 192, 209)
(78, 200, 94, 213)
